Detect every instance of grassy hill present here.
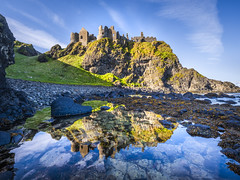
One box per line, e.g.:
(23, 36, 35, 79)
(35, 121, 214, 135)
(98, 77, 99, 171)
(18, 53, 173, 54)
(6, 50, 112, 86)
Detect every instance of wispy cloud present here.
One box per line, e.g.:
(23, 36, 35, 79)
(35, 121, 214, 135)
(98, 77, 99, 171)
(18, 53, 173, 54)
(154, 0, 223, 61)
(6, 4, 48, 28)
(33, 0, 65, 28)
(7, 17, 67, 50)
(99, 1, 128, 33)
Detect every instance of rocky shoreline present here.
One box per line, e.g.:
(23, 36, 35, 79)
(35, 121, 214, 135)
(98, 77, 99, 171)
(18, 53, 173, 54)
(1, 78, 240, 176)
(6, 78, 129, 109)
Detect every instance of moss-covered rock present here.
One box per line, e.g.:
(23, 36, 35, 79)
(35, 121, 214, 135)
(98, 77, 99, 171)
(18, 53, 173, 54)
(15, 41, 39, 57)
(45, 38, 240, 92)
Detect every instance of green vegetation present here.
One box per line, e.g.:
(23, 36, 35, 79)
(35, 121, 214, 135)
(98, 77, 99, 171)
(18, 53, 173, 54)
(130, 41, 176, 61)
(82, 100, 124, 112)
(24, 107, 51, 129)
(6, 51, 112, 86)
(8, 39, 179, 88)
(14, 40, 33, 48)
(58, 54, 84, 69)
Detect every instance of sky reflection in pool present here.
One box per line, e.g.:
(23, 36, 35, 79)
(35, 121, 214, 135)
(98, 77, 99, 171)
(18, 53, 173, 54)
(11, 125, 239, 180)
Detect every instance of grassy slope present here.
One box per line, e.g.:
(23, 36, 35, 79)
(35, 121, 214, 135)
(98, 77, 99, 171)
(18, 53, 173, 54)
(6, 50, 112, 86)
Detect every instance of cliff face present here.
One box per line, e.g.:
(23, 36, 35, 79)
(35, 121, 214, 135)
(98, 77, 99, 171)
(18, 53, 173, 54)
(0, 14, 15, 89)
(47, 38, 239, 92)
(80, 38, 239, 92)
(0, 14, 35, 130)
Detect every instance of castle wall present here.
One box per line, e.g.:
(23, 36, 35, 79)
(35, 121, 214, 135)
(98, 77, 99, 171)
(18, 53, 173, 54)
(70, 32, 79, 43)
(79, 28, 89, 46)
(131, 32, 157, 42)
(70, 26, 156, 45)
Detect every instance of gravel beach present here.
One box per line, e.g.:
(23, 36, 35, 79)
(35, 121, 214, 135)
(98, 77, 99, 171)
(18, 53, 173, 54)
(7, 78, 124, 109)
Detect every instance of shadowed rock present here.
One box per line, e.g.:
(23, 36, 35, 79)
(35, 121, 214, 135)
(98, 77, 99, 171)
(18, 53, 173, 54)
(51, 97, 92, 118)
(0, 14, 35, 130)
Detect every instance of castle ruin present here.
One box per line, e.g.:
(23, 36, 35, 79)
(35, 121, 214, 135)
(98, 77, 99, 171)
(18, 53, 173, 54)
(131, 32, 157, 42)
(70, 25, 157, 46)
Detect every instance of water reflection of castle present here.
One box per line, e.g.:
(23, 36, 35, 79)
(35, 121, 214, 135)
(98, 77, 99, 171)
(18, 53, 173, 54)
(49, 109, 178, 159)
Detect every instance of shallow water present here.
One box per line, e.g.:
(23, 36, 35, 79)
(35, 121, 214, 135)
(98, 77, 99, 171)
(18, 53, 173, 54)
(10, 109, 240, 179)
(196, 93, 240, 106)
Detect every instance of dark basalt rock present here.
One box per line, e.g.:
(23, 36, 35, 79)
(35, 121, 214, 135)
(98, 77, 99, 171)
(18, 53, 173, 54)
(194, 99, 212, 104)
(0, 131, 11, 146)
(183, 92, 195, 100)
(0, 14, 35, 130)
(186, 124, 219, 138)
(159, 120, 174, 129)
(0, 14, 15, 89)
(37, 53, 48, 62)
(16, 44, 38, 56)
(51, 97, 92, 118)
(204, 93, 219, 98)
(221, 148, 240, 162)
(101, 106, 111, 111)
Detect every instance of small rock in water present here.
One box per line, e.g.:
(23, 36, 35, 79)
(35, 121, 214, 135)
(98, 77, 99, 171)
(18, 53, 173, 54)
(101, 106, 111, 111)
(186, 124, 219, 138)
(204, 93, 219, 98)
(159, 120, 174, 129)
(0, 131, 11, 146)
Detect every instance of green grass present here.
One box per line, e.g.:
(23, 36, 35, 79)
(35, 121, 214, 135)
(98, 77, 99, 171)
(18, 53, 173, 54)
(6, 51, 112, 86)
(24, 107, 51, 129)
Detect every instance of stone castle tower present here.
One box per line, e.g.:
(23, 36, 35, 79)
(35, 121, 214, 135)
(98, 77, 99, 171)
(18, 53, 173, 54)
(70, 28, 96, 46)
(70, 26, 157, 46)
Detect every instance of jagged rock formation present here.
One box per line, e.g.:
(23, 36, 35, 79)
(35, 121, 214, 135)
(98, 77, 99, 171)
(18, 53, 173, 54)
(47, 36, 239, 92)
(46, 42, 86, 59)
(81, 38, 239, 92)
(0, 14, 35, 130)
(0, 15, 15, 89)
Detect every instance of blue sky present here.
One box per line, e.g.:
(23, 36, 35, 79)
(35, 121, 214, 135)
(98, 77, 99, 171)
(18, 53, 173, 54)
(1, 0, 239, 85)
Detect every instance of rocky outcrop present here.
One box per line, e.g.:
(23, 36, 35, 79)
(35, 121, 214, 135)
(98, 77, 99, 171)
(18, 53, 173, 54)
(0, 15, 15, 89)
(81, 38, 240, 92)
(46, 42, 86, 59)
(0, 14, 35, 130)
(37, 53, 48, 62)
(15, 40, 39, 56)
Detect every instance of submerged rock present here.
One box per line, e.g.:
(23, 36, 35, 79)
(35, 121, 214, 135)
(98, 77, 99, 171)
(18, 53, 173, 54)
(186, 124, 219, 138)
(0, 131, 11, 146)
(51, 97, 92, 118)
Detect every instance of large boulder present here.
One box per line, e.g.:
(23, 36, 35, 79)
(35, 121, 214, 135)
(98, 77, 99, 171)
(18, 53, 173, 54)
(16, 44, 39, 56)
(51, 97, 92, 118)
(0, 14, 35, 130)
(37, 53, 48, 62)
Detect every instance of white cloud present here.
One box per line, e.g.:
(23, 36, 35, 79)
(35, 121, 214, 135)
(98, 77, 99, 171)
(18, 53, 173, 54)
(155, 0, 223, 61)
(52, 14, 65, 27)
(7, 4, 48, 28)
(6, 17, 67, 50)
(99, 1, 129, 33)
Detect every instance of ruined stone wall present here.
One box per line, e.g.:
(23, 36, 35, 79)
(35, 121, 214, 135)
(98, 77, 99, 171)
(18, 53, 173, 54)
(70, 32, 79, 44)
(79, 28, 89, 46)
(145, 37, 157, 42)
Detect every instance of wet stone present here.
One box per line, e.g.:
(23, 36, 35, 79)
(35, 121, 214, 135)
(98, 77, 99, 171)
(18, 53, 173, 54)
(186, 124, 219, 138)
(0, 131, 11, 146)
